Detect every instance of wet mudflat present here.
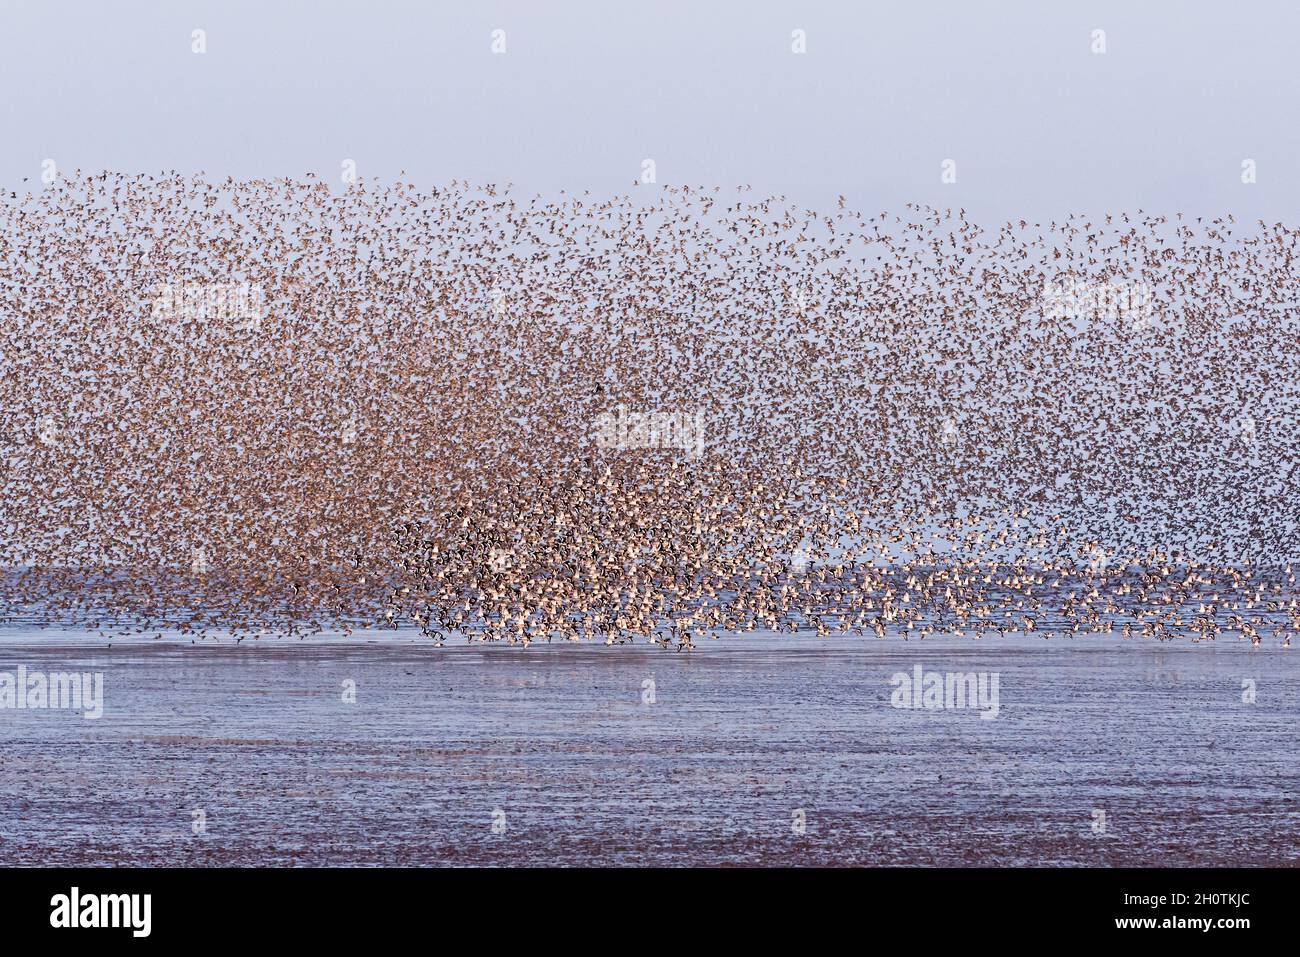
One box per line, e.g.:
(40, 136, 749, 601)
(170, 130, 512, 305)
(0, 632, 1296, 866)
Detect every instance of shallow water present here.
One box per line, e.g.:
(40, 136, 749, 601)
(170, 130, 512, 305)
(0, 631, 1296, 866)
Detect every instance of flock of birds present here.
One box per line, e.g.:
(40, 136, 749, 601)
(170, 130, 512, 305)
(1, 172, 1298, 648)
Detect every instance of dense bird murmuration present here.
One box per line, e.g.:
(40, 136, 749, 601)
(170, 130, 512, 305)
(1, 173, 1298, 646)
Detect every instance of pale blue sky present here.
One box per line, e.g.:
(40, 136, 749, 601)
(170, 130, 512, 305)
(2, 0, 1298, 220)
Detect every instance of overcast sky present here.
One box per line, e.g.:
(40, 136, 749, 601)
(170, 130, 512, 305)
(2, 0, 1298, 221)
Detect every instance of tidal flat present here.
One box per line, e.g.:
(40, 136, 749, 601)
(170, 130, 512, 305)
(0, 632, 1296, 866)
